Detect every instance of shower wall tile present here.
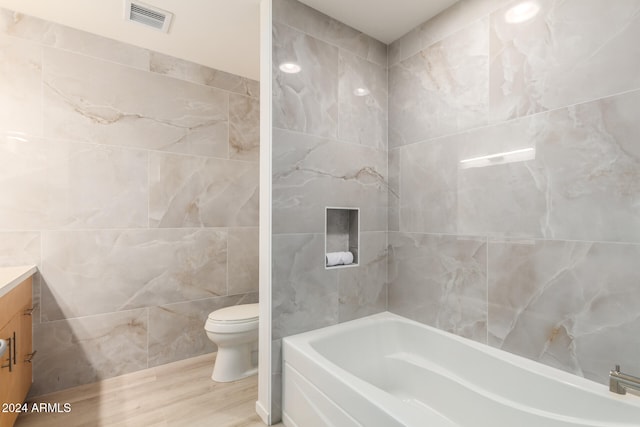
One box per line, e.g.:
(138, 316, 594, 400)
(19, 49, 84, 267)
(273, 0, 387, 66)
(31, 309, 148, 396)
(0, 232, 40, 267)
(488, 239, 640, 383)
(229, 93, 260, 161)
(272, 129, 388, 234)
(387, 28, 418, 69)
(272, 233, 339, 340)
(0, 8, 150, 70)
(65, 142, 148, 229)
(32, 278, 41, 325)
(228, 227, 259, 295)
(273, 22, 339, 138)
(0, 134, 67, 229)
(41, 228, 228, 320)
(389, 18, 489, 147)
(271, 372, 283, 424)
(0, 134, 148, 229)
(388, 232, 488, 342)
(453, 118, 547, 239)
(388, 0, 509, 66)
(398, 138, 458, 234)
(460, 96, 640, 242)
(338, 50, 388, 150)
(490, 0, 640, 122)
(149, 52, 259, 98)
(388, 148, 400, 232)
(148, 293, 258, 368)
(272, 339, 283, 374)
(396, 89, 640, 243)
(148, 152, 259, 228)
(338, 232, 387, 322)
(0, 34, 42, 135)
(43, 48, 229, 157)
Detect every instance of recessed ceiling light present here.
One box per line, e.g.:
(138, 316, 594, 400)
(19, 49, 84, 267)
(505, 1, 540, 23)
(279, 62, 301, 74)
(353, 87, 370, 97)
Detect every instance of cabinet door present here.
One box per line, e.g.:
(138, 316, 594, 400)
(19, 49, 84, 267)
(0, 321, 13, 410)
(0, 277, 33, 427)
(0, 316, 21, 427)
(14, 289, 33, 402)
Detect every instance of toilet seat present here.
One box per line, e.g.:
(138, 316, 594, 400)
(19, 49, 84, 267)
(205, 303, 259, 334)
(207, 303, 259, 323)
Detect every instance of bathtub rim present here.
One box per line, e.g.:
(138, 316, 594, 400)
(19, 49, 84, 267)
(282, 311, 640, 416)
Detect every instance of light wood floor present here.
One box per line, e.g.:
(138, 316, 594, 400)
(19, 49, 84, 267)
(15, 353, 281, 427)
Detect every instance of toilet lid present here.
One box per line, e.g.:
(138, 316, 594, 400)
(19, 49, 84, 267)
(208, 303, 259, 323)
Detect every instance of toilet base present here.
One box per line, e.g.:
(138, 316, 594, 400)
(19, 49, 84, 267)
(212, 366, 258, 383)
(212, 342, 258, 382)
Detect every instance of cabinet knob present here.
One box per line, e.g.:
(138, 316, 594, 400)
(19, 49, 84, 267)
(24, 306, 35, 316)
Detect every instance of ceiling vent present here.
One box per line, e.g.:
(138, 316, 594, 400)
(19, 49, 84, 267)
(124, 1, 173, 33)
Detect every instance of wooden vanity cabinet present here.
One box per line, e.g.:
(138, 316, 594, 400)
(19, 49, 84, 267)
(0, 277, 34, 427)
(0, 320, 13, 414)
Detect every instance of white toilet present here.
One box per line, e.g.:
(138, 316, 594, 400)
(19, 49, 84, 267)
(204, 303, 259, 382)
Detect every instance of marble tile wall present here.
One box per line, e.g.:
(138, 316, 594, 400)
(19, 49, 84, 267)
(271, 0, 388, 420)
(388, 0, 640, 388)
(0, 8, 259, 395)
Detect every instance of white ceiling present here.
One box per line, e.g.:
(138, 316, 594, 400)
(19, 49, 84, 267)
(0, 0, 458, 81)
(299, 0, 459, 44)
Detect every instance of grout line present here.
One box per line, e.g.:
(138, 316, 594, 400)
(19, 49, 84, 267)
(389, 0, 511, 67)
(3, 228, 634, 247)
(390, 86, 640, 151)
(2, 24, 259, 103)
(1, 130, 259, 165)
(0, 226, 254, 233)
(146, 150, 151, 229)
(486, 14, 491, 136)
(226, 92, 231, 161)
(226, 227, 230, 297)
(146, 307, 150, 369)
(34, 291, 260, 325)
(38, 230, 43, 325)
(372, 231, 640, 247)
(39, 42, 45, 139)
(272, 125, 388, 152)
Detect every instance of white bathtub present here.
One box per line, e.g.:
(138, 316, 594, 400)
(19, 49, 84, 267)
(282, 312, 640, 427)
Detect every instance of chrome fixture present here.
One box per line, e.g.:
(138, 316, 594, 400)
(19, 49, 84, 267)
(610, 365, 640, 396)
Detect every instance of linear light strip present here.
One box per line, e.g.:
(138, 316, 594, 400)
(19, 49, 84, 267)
(459, 147, 535, 164)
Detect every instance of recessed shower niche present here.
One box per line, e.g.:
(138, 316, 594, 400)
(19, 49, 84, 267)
(325, 207, 359, 269)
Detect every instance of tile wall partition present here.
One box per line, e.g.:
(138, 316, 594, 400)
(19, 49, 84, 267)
(0, 8, 259, 396)
(388, 0, 640, 387)
(271, 0, 389, 419)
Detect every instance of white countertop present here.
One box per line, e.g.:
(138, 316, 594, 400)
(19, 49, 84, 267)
(0, 265, 37, 298)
